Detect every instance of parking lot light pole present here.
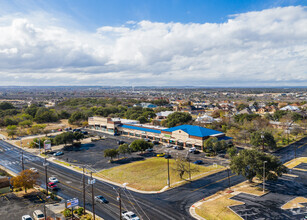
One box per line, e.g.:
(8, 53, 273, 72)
(167, 157, 170, 187)
(227, 166, 231, 190)
(83, 167, 86, 215)
(44, 158, 49, 195)
(263, 161, 267, 193)
(90, 172, 95, 220)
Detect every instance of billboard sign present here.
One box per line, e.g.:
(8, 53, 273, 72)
(44, 140, 52, 150)
(67, 198, 79, 208)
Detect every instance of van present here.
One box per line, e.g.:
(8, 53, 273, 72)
(33, 210, 45, 220)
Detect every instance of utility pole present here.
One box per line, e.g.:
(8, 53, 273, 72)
(117, 188, 122, 220)
(167, 158, 170, 187)
(44, 158, 49, 195)
(83, 167, 86, 215)
(188, 157, 191, 181)
(90, 172, 95, 220)
(21, 151, 24, 171)
(263, 161, 267, 193)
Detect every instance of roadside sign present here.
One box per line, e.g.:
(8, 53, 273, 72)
(44, 140, 52, 150)
(43, 162, 49, 166)
(88, 179, 96, 184)
(67, 198, 79, 208)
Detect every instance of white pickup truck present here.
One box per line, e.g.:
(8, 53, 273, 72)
(122, 211, 140, 220)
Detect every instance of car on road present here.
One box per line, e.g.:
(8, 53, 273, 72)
(193, 160, 203, 165)
(49, 177, 59, 183)
(22, 215, 33, 220)
(94, 195, 109, 204)
(156, 153, 165, 157)
(33, 210, 45, 220)
(122, 211, 140, 220)
(81, 131, 88, 135)
(53, 151, 64, 156)
(47, 182, 58, 190)
(146, 148, 154, 152)
(29, 168, 38, 173)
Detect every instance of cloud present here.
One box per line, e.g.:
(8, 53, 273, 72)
(0, 6, 306, 86)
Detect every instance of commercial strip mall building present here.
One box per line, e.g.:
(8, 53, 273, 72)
(88, 117, 232, 150)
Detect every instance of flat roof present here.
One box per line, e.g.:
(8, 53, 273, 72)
(119, 124, 161, 134)
(162, 125, 223, 137)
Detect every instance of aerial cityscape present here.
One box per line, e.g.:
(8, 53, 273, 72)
(0, 1, 306, 220)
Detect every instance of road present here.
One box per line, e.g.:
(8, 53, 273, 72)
(0, 137, 306, 219)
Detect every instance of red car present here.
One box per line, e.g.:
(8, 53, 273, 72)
(48, 182, 58, 190)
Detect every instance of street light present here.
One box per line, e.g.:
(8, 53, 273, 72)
(263, 161, 267, 193)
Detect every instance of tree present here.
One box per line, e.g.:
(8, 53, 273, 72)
(73, 132, 84, 141)
(250, 131, 277, 151)
(129, 139, 153, 153)
(29, 124, 46, 135)
(68, 111, 87, 125)
(34, 108, 58, 123)
(230, 149, 287, 183)
(6, 125, 17, 139)
(174, 157, 199, 180)
(163, 112, 192, 128)
(104, 149, 119, 161)
(11, 169, 39, 193)
(227, 146, 237, 158)
(203, 137, 218, 151)
(137, 116, 148, 124)
(18, 120, 33, 128)
(0, 102, 15, 110)
(118, 143, 130, 156)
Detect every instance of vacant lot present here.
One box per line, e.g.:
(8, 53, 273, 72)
(96, 157, 224, 191)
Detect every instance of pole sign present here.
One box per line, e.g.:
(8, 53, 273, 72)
(44, 140, 52, 150)
(88, 179, 96, 184)
(67, 198, 79, 208)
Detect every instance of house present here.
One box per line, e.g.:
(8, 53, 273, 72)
(0, 176, 10, 194)
(155, 111, 174, 119)
(280, 105, 300, 111)
(133, 103, 157, 108)
(238, 108, 253, 115)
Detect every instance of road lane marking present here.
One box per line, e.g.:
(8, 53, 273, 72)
(192, 174, 237, 192)
(298, 144, 306, 149)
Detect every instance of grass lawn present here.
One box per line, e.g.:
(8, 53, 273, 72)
(284, 157, 307, 169)
(195, 179, 266, 220)
(95, 157, 224, 191)
(281, 197, 307, 209)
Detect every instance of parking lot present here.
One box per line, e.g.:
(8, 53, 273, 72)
(0, 191, 56, 220)
(53, 130, 227, 171)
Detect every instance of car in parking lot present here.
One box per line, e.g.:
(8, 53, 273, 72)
(164, 154, 171, 159)
(117, 140, 125, 145)
(189, 147, 196, 153)
(33, 210, 45, 220)
(166, 144, 173, 148)
(81, 130, 88, 135)
(122, 211, 140, 220)
(73, 128, 81, 132)
(193, 160, 203, 165)
(156, 153, 165, 157)
(29, 168, 38, 173)
(193, 150, 200, 154)
(49, 177, 59, 183)
(152, 140, 159, 145)
(22, 215, 33, 220)
(53, 151, 64, 156)
(173, 145, 183, 150)
(94, 195, 109, 204)
(146, 148, 154, 152)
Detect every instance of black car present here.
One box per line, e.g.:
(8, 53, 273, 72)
(193, 150, 200, 154)
(81, 131, 88, 135)
(73, 128, 81, 132)
(117, 140, 125, 145)
(164, 154, 171, 159)
(193, 160, 203, 165)
(152, 140, 160, 145)
(95, 195, 109, 204)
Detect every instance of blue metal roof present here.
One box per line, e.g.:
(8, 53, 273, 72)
(119, 124, 161, 134)
(218, 136, 233, 141)
(162, 125, 223, 137)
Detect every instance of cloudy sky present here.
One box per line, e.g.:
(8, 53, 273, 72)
(0, 0, 306, 87)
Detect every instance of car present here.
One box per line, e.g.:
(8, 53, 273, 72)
(173, 145, 183, 150)
(33, 210, 45, 220)
(146, 148, 154, 152)
(194, 160, 203, 165)
(29, 168, 38, 173)
(22, 215, 33, 220)
(189, 147, 196, 153)
(73, 128, 81, 132)
(144, 138, 150, 142)
(53, 151, 64, 156)
(156, 153, 165, 157)
(58, 128, 62, 131)
(122, 211, 140, 220)
(94, 195, 109, 204)
(81, 131, 88, 135)
(152, 140, 159, 145)
(49, 177, 59, 183)
(166, 144, 173, 148)
(193, 150, 200, 154)
(117, 140, 125, 145)
(47, 182, 58, 190)
(164, 154, 171, 159)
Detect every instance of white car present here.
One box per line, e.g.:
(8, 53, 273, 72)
(49, 177, 59, 183)
(22, 215, 33, 220)
(29, 168, 38, 173)
(33, 210, 45, 220)
(189, 147, 196, 153)
(122, 211, 140, 220)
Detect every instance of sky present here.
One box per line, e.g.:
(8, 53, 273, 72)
(0, 0, 306, 87)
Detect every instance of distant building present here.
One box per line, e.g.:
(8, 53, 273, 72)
(280, 105, 300, 111)
(133, 102, 157, 108)
(0, 177, 10, 194)
(155, 111, 174, 119)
